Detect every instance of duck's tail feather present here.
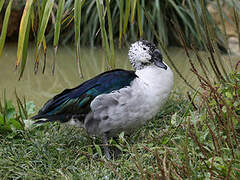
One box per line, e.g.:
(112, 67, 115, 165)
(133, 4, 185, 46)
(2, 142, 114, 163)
(31, 114, 86, 125)
(31, 114, 70, 124)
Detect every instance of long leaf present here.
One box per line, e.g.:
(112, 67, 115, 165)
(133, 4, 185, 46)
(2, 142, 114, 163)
(216, 0, 228, 47)
(130, 0, 137, 24)
(168, 0, 196, 41)
(16, 0, 33, 68)
(36, 0, 54, 44)
(19, 8, 32, 80)
(42, 37, 47, 74)
(156, 0, 168, 45)
(30, 3, 35, 34)
(3, 89, 6, 125)
(118, 0, 123, 47)
(0, 0, 5, 13)
(106, 0, 115, 69)
(137, 0, 143, 38)
(96, 0, 111, 69)
(0, 91, 2, 114)
(189, 0, 206, 50)
(123, 0, 131, 36)
(74, 0, 83, 77)
(232, 0, 240, 49)
(0, 0, 13, 57)
(38, 0, 47, 22)
(15, 90, 26, 128)
(52, 0, 65, 75)
(34, 0, 54, 72)
(54, 0, 65, 47)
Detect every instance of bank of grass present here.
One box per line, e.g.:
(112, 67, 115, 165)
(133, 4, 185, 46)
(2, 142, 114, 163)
(0, 87, 239, 179)
(0, 92, 187, 179)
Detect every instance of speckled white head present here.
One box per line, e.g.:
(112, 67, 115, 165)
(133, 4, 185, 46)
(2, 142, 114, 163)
(128, 40, 167, 70)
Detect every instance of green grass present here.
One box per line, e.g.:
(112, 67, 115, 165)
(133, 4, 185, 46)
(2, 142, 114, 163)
(0, 92, 185, 179)
(0, 90, 239, 179)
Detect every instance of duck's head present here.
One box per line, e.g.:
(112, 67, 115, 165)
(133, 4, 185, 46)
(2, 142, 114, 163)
(128, 40, 167, 70)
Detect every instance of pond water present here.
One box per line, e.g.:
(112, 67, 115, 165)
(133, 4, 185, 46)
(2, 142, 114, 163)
(0, 43, 237, 108)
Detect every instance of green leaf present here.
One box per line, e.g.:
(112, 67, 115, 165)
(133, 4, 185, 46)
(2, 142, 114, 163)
(19, 6, 32, 80)
(96, 0, 111, 69)
(88, 146, 93, 155)
(0, 0, 5, 13)
(36, 0, 53, 43)
(74, 0, 84, 77)
(130, 0, 137, 24)
(53, 0, 65, 47)
(52, 0, 65, 75)
(123, 0, 131, 36)
(114, 144, 123, 151)
(225, 91, 233, 99)
(16, 0, 33, 68)
(106, 0, 115, 69)
(94, 144, 102, 157)
(35, 0, 54, 65)
(0, 0, 12, 57)
(137, 0, 142, 38)
(118, 0, 123, 47)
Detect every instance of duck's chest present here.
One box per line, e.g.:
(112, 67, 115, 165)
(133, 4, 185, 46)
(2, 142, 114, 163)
(127, 77, 171, 119)
(111, 67, 173, 122)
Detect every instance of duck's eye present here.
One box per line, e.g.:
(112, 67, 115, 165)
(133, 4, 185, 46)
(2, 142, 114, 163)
(143, 47, 146, 50)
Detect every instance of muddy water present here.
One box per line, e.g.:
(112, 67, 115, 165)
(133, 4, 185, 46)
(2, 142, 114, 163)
(0, 43, 237, 108)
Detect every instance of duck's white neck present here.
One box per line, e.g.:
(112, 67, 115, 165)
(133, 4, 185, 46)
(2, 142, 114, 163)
(129, 64, 173, 121)
(135, 64, 173, 94)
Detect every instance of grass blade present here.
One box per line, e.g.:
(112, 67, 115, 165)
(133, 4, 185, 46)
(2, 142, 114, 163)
(34, 0, 54, 73)
(0, 94, 2, 114)
(0, 0, 5, 13)
(15, 90, 26, 128)
(52, 0, 65, 75)
(96, 0, 111, 69)
(137, 0, 143, 38)
(216, 0, 228, 48)
(42, 37, 47, 74)
(0, 0, 12, 57)
(36, 0, 54, 43)
(3, 89, 7, 125)
(118, 0, 123, 47)
(155, 0, 168, 45)
(16, 0, 33, 68)
(189, 0, 207, 50)
(74, 0, 83, 78)
(53, 0, 65, 47)
(18, 8, 31, 80)
(232, 0, 240, 49)
(106, 0, 115, 69)
(130, 0, 137, 24)
(37, 0, 47, 22)
(168, 0, 197, 43)
(123, 0, 131, 37)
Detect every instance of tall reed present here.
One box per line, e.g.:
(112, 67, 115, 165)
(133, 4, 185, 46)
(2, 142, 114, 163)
(0, 0, 237, 78)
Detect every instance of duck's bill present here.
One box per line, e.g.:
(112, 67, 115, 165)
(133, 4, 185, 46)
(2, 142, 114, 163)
(152, 49, 168, 70)
(154, 60, 167, 70)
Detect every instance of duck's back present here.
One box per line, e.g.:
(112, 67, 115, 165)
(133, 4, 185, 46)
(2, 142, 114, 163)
(31, 69, 137, 125)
